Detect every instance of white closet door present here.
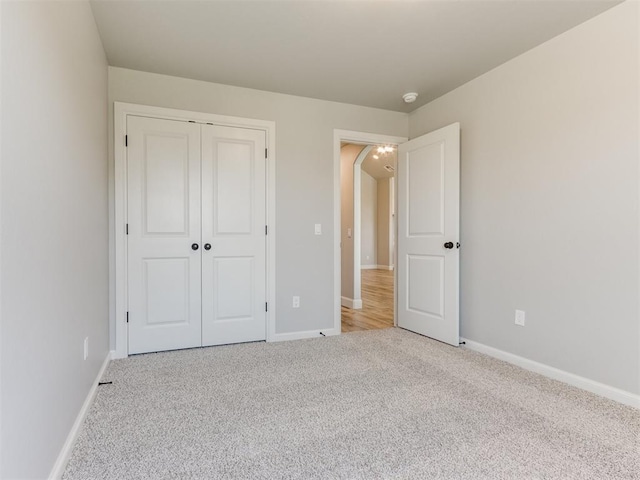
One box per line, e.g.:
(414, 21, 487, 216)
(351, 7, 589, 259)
(201, 125, 267, 346)
(127, 116, 202, 354)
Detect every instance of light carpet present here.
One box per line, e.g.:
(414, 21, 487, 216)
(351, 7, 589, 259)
(63, 328, 640, 479)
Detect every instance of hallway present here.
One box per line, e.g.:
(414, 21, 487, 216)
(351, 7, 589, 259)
(341, 269, 394, 332)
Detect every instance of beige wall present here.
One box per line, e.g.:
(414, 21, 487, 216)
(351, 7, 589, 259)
(361, 171, 378, 267)
(409, 1, 639, 394)
(376, 178, 394, 268)
(108, 68, 408, 337)
(1, 1, 109, 477)
(340, 144, 365, 300)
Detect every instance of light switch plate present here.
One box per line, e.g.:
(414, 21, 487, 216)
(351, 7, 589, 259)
(314, 224, 322, 235)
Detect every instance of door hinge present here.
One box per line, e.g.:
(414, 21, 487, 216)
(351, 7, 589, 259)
(125, 135, 128, 147)
(126, 223, 129, 235)
(265, 148, 268, 159)
(265, 302, 268, 312)
(126, 311, 129, 323)
(265, 225, 268, 235)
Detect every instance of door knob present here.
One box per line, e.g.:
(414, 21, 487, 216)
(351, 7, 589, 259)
(191, 243, 199, 251)
(444, 242, 454, 249)
(204, 243, 212, 251)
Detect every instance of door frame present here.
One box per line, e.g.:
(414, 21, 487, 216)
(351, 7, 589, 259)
(333, 130, 408, 333)
(113, 102, 276, 359)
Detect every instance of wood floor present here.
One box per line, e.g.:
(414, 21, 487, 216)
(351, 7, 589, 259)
(341, 269, 394, 332)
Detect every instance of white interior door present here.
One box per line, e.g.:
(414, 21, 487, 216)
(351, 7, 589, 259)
(397, 123, 460, 346)
(127, 116, 202, 354)
(201, 125, 267, 346)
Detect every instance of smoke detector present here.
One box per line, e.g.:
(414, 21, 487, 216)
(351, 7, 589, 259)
(402, 92, 418, 104)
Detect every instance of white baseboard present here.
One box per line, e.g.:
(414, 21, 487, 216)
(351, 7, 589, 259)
(341, 296, 363, 309)
(461, 338, 639, 409)
(270, 328, 339, 342)
(49, 350, 113, 480)
(111, 349, 127, 360)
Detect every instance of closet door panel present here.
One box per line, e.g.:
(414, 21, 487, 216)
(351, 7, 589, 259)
(214, 142, 254, 234)
(127, 116, 202, 354)
(201, 125, 267, 346)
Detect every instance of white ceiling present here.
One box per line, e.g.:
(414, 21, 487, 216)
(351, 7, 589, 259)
(90, 0, 621, 112)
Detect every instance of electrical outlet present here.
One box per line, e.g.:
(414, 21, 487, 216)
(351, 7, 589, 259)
(83, 337, 89, 360)
(292, 296, 300, 308)
(515, 310, 525, 327)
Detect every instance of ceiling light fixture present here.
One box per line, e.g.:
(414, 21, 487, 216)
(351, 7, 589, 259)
(402, 92, 418, 104)
(372, 145, 395, 160)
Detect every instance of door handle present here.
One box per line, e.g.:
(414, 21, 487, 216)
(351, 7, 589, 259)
(204, 243, 212, 251)
(191, 243, 199, 251)
(443, 242, 454, 249)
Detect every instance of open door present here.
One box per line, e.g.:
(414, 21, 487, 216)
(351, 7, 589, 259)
(397, 123, 460, 346)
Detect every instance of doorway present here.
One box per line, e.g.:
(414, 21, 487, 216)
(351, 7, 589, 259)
(333, 130, 407, 334)
(333, 125, 460, 346)
(340, 142, 397, 332)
